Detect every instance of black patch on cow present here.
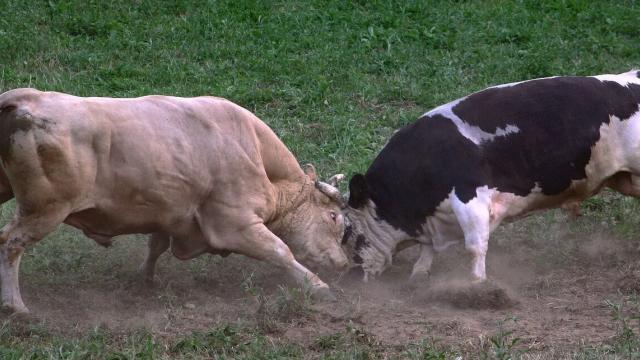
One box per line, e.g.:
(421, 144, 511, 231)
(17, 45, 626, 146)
(341, 222, 353, 245)
(354, 234, 367, 251)
(354, 76, 640, 236)
(452, 77, 640, 135)
(348, 174, 370, 208)
(352, 234, 368, 264)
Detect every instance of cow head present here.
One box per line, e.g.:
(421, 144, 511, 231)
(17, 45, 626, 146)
(341, 174, 402, 281)
(280, 165, 349, 274)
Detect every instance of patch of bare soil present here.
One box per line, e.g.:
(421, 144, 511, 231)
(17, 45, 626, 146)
(425, 280, 517, 310)
(6, 235, 640, 355)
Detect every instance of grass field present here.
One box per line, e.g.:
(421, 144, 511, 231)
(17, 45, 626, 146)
(1, 0, 640, 358)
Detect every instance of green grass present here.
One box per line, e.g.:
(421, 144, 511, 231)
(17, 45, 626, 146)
(2, 0, 640, 358)
(3, 0, 639, 177)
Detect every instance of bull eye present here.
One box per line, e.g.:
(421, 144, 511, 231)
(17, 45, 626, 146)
(330, 211, 337, 221)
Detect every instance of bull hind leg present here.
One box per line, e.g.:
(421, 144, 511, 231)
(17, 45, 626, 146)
(139, 233, 170, 283)
(0, 170, 13, 205)
(450, 189, 492, 281)
(0, 204, 70, 313)
(0, 121, 76, 313)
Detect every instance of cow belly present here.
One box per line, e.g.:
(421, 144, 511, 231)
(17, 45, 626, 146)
(421, 184, 595, 246)
(421, 205, 464, 251)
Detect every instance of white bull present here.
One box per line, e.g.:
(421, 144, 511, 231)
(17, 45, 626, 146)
(0, 88, 349, 313)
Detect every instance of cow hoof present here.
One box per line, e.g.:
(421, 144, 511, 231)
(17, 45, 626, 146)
(402, 271, 430, 291)
(311, 287, 337, 302)
(409, 270, 431, 283)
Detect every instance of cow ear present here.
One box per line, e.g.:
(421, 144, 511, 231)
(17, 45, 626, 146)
(303, 163, 317, 182)
(348, 174, 369, 208)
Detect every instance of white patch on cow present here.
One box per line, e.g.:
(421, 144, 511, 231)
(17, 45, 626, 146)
(423, 99, 521, 145)
(587, 109, 640, 179)
(531, 182, 542, 193)
(348, 200, 411, 280)
(593, 72, 640, 87)
(620, 69, 640, 77)
(487, 76, 558, 89)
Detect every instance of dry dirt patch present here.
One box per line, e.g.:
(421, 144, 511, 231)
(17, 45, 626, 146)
(4, 235, 638, 354)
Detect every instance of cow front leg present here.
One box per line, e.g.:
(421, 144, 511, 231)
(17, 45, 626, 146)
(232, 224, 331, 295)
(450, 189, 492, 282)
(139, 233, 170, 283)
(410, 244, 434, 280)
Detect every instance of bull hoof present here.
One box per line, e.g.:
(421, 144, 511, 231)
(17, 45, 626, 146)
(311, 287, 337, 302)
(0, 304, 29, 316)
(137, 267, 156, 287)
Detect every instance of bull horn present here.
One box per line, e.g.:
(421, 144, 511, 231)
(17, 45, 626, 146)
(315, 181, 345, 207)
(327, 174, 345, 187)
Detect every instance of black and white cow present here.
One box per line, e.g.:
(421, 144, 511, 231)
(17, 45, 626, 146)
(342, 70, 640, 281)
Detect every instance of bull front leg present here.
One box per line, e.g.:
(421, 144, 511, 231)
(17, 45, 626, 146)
(231, 223, 331, 296)
(139, 233, 170, 284)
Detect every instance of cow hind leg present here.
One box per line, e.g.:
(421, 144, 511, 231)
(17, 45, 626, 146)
(607, 171, 640, 197)
(410, 244, 434, 280)
(139, 233, 170, 283)
(450, 189, 492, 281)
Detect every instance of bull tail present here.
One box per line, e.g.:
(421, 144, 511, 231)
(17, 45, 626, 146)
(0, 105, 17, 203)
(0, 89, 40, 165)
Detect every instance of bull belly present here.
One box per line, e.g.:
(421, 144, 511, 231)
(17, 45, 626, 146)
(64, 207, 193, 240)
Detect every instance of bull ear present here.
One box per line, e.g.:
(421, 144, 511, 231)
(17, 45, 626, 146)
(303, 163, 317, 182)
(348, 174, 369, 208)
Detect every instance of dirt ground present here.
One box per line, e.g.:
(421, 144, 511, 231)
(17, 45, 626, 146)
(12, 232, 640, 356)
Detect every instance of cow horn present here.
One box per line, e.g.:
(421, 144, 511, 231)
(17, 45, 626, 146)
(315, 181, 345, 207)
(327, 174, 345, 187)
